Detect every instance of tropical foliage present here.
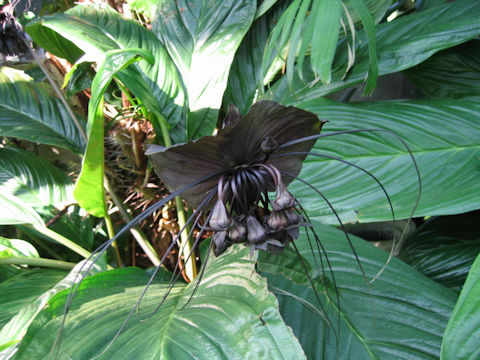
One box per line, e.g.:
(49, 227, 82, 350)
(0, 0, 479, 359)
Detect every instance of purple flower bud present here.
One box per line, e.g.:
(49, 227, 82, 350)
(266, 211, 289, 231)
(273, 181, 296, 211)
(209, 198, 231, 230)
(229, 219, 247, 243)
(246, 215, 267, 244)
(213, 230, 229, 256)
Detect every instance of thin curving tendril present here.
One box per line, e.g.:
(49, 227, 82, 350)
(51, 171, 224, 359)
(279, 128, 422, 282)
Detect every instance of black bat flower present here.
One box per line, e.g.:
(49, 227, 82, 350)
(146, 100, 326, 256)
(54, 100, 419, 358)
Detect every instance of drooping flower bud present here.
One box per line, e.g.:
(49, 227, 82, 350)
(246, 215, 267, 244)
(273, 181, 296, 210)
(266, 210, 289, 231)
(229, 219, 247, 243)
(213, 230, 229, 256)
(209, 198, 231, 230)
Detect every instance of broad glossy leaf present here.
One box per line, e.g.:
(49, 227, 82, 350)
(0, 148, 74, 211)
(0, 238, 38, 259)
(405, 39, 480, 98)
(15, 247, 305, 359)
(290, 98, 480, 223)
(271, 0, 480, 103)
(441, 253, 480, 360)
(258, 223, 457, 359)
(223, 1, 286, 115)
(0, 67, 85, 153)
(0, 269, 65, 330)
(26, 5, 186, 142)
(153, 0, 256, 139)
(400, 213, 480, 292)
(0, 260, 103, 356)
(0, 192, 44, 227)
(74, 49, 153, 217)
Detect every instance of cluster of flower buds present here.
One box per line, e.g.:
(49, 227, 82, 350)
(209, 161, 302, 256)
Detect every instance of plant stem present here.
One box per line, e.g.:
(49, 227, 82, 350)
(156, 114, 197, 281)
(104, 212, 123, 268)
(0, 256, 76, 270)
(25, 224, 92, 260)
(104, 176, 161, 266)
(175, 196, 197, 281)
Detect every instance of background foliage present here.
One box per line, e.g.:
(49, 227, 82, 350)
(0, 0, 479, 359)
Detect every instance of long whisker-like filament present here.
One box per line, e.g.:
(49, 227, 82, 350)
(283, 170, 367, 279)
(297, 203, 342, 344)
(89, 191, 216, 359)
(146, 194, 217, 318)
(274, 149, 397, 274)
(278, 128, 422, 282)
(297, 203, 340, 308)
(51, 171, 225, 359)
(290, 241, 338, 347)
(179, 239, 214, 310)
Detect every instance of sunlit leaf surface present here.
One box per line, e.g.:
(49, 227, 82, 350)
(292, 98, 480, 223)
(0, 148, 74, 211)
(153, 0, 256, 139)
(0, 67, 85, 153)
(15, 247, 304, 359)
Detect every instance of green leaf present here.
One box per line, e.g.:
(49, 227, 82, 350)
(400, 213, 480, 292)
(258, 223, 457, 359)
(127, 0, 158, 18)
(309, 0, 341, 85)
(0, 148, 74, 211)
(74, 96, 106, 218)
(441, 252, 480, 360)
(292, 98, 480, 223)
(45, 206, 94, 251)
(343, 0, 392, 24)
(15, 247, 305, 359)
(153, 0, 256, 139)
(0, 238, 39, 259)
(271, 0, 480, 103)
(417, 0, 447, 11)
(0, 192, 45, 227)
(26, 4, 186, 142)
(0, 269, 65, 330)
(405, 39, 480, 99)
(223, 1, 286, 115)
(0, 260, 104, 356)
(348, 0, 378, 94)
(0, 67, 85, 153)
(73, 48, 153, 217)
